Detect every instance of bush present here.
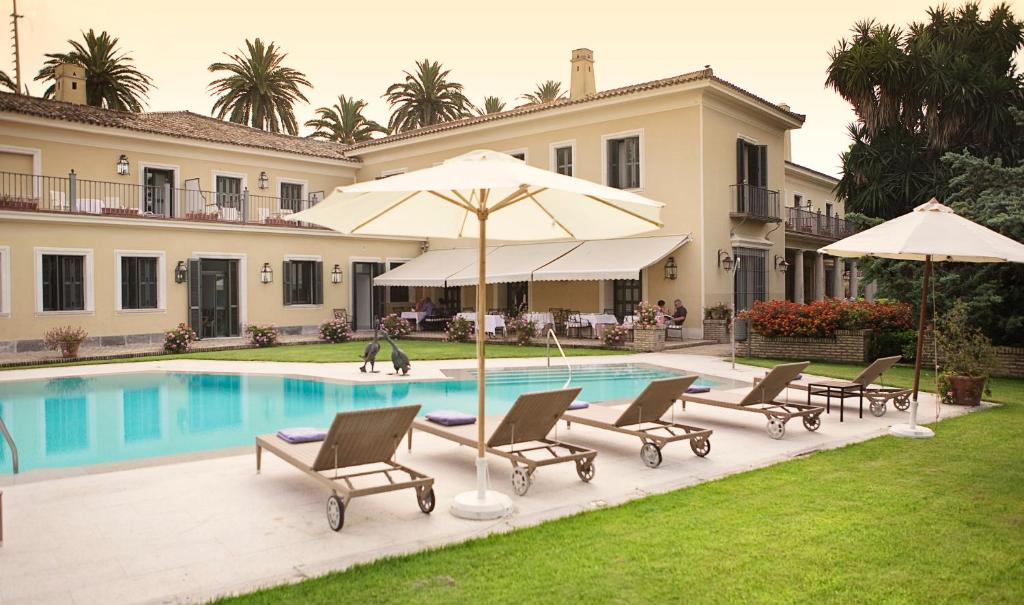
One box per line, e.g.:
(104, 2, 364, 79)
(506, 315, 537, 346)
(245, 324, 279, 347)
(164, 323, 197, 353)
(44, 325, 88, 357)
(704, 303, 732, 322)
(869, 329, 917, 360)
(937, 300, 996, 379)
(603, 324, 630, 347)
(743, 299, 914, 338)
(634, 301, 659, 328)
(379, 314, 411, 338)
(319, 319, 353, 343)
(445, 316, 473, 343)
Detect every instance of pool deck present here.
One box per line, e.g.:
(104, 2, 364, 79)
(0, 352, 983, 604)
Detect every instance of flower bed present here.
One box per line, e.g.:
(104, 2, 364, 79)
(743, 299, 913, 338)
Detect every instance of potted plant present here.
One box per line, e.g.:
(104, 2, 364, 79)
(703, 303, 732, 344)
(630, 301, 665, 352)
(936, 300, 996, 406)
(43, 325, 88, 359)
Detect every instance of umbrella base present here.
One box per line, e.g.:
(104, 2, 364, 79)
(450, 490, 513, 520)
(889, 423, 935, 438)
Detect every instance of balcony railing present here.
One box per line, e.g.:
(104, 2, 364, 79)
(730, 183, 780, 221)
(0, 170, 325, 228)
(785, 206, 857, 240)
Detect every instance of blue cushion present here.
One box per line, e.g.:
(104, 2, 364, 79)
(276, 427, 327, 444)
(568, 399, 590, 410)
(686, 386, 711, 394)
(425, 410, 477, 426)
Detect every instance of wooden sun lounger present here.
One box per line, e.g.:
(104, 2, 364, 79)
(256, 405, 435, 532)
(681, 361, 824, 440)
(562, 376, 713, 468)
(772, 356, 912, 417)
(410, 388, 597, 496)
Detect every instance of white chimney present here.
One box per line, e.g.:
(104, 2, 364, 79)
(569, 48, 596, 100)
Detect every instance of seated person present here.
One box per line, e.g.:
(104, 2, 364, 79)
(422, 297, 435, 317)
(670, 299, 687, 326)
(656, 299, 667, 315)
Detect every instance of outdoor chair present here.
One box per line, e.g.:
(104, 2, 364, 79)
(566, 312, 593, 339)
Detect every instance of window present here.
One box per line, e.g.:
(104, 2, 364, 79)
(42, 254, 85, 311)
(509, 152, 526, 161)
(735, 139, 767, 187)
(793, 194, 803, 208)
(825, 202, 834, 217)
(280, 182, 304, 213)
(120, 256, 158, 310)
(554, 146, 573, 176)
(215, 175, 243, 209)
(613, 278, 642, 321)
(607, 136, 640, 189)
(733, 247, 768, 311)
(388, 261, 410, 304)
(283, 259, 323, 305)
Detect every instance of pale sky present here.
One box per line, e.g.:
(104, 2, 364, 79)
(8, 0, 1009, 177)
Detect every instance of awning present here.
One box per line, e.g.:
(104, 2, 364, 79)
(532, 235, 691, 281)
(372, 247, 485, 287)
(445, 241, 582, 286)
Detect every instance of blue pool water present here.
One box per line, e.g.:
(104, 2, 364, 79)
(0, 364, 732, 474)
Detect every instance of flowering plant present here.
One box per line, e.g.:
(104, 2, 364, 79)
(603, 324, 630, 347)
(506, 315, 537, 346)
(163, 323, 197, 353)
(445, 316, 473, 342)
(319, 319, 353, 343)
(633, 301, 659, 328)
(44, 325, 88, 358)
(245, 323, 279, 347)
(379, 313, 411, 338)
(742, 299, 913, 338)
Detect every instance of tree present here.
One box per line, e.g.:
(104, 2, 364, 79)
(34, 29, 153, 111)
(520, 80, 565, 105)
(0, 70, 16, 93)
(304, 95, 386, 144)
(208, 39, 311, 135)
(476, 96, 506, 115)
(827, 3, 1024, 218)
(384, 59, 472, 133)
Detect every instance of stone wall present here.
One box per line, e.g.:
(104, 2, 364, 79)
(702, 319, 730, 344)
(746, 329, 871, 364)
(0, 324, 321, 354)
(631, 327, 666, 352)
(919, 331, 1024, 378)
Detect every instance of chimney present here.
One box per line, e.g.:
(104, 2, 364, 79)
(569, 48, 596, 100)
(54, 63, 86, 105)
(779, 102, 793, 162)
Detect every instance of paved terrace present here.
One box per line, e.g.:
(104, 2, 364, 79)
(0, 352, 981, 604)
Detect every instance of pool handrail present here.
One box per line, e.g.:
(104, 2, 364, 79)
(545, 329, 573, 389)
(0, 416, 17, 475)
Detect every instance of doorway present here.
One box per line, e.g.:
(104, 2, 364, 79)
(506, 281, 528, 314)
(143, 167, 176, 216)
(352, 261, 385, 330)
(188, 258, 240, 338)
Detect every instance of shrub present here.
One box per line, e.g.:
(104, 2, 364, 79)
(44, 325, 88, 357)
(319, 318, 353, 343)
(245, 324, 279, 347)
(633, 301, 659, 328)
(603, 324, 630, 347)
(868, 329, 917, 360)
(379, 314, 411, 338)
(506, 315, 537, 346)
(743, 299, 913, 338)
(937, 300, 996, 380)
(704, 303, 732, 322)
(445, 316, 473, 343)
(164, 323, 197, 353)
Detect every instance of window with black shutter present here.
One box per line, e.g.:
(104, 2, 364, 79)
(283, 260, 323, 305)
(41, 254, 85, 311)
(607, 136, 640, 189)
(120, 256, 158, 309)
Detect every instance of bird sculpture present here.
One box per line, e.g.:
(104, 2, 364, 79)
(382, 332, 411, 375)
(360, 330, 381, 373)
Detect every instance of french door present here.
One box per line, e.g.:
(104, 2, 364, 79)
(352, 261, 385, 330)
(188, 258, 240, 338)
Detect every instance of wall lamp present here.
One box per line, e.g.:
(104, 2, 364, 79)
(717, 249, 734, 272)
(331, 264, 343, 284)
(260, 262, 274, 284)
(116, 154, 130, 176)
(257, 171, 269, 190)
(664, 256, 678, 280)
(174, 260, 188, 284)
(774, 255, 790, 272)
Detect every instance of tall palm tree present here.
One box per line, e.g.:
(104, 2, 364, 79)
(384, 59, 472, 133)
(520, 80, 565, 105)
(0, 69, 16, 93)
(208, 38, 311, 135)
(475, 96, 506, 115)
(34, 29, 152, 111)
(304, 95, 386, 144)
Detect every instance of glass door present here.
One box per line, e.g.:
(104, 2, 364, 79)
(143, 167, 176, 216)
(352, 261, 385, 330)
(191, 258, 239, 338)
(613, 278, 642, 321)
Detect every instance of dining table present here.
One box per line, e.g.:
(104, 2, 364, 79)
(456, 312, 506, 335)
(578, 313, 619, 339)
(522, 312, 554, 332)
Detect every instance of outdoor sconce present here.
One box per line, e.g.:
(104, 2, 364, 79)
(116, 154, 130, 176)
(260, 262, 273, 284)
(717, 249, 734, 272)
(331, 264, 343, 284)
(174, 261, 188, 284)
(257, 171, 269, 190)
(774, 255, 790, 272)
(664, 256, 678, 280)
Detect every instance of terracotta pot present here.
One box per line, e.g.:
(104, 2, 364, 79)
(948, 375, 985, 406)
(60, 341, 81, 359)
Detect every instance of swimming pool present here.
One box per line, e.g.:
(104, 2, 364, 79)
(0, 364, 736, 474)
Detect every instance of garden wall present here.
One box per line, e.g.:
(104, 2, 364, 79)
(919, 331, 1024, 378)
(746, 330, 872, 364)
(702, 319, 730, 344)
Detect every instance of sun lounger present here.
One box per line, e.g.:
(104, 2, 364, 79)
(410, 388, 597, 496)
(256, 405, 435, 532)
(681, 361, 823, 439)
(561, 376, 713, 468)
(769, 355, 912, 417)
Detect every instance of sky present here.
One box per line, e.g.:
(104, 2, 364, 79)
(7, 0, 1011, 177)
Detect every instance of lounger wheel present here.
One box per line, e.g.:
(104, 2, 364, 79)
(766, 417, 786, 440)
(690, 437, 711, 457)
(511, 467, 532, 496)
(575, 459, 596, 482)
(416, 487, 436, 514)
(640, 443, 663, 468)
(326, 494, 345, 532)
(893, 393, 911, 412)
(802, 413, 821, 432)
(869, 400, 886, 417)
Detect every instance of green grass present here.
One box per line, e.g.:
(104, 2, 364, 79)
(214, 359, 1024, 604)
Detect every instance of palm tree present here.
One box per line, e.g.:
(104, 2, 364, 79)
(0, 70, 16, 93)
(208, 39, 311, 135)
(520, 80, 565, 105)
(384, 59, 472, 133)
(475, 96, 506, 115)
(34, 29, 152, 111)
(304, 95, 386, 144)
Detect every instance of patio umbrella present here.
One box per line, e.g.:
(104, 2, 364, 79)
(820, 199, 1024, 438)
(289, 150, 664, 518)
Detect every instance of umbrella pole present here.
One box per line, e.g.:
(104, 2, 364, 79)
(891, 255, 935, 438)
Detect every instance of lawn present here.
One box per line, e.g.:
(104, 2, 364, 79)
(214, 358, 1024, 604)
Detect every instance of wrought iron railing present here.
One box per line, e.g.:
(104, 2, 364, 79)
(785, 206, 857, 239)
(731, 183, 781, 221)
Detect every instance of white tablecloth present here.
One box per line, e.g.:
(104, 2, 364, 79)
(522, 312, 554, 330)
(456, 312, 506, 335)
(579, 313, 618, 327)
(401, 311, 427, 327)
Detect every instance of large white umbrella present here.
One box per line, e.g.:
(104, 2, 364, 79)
(290, 150, 664, 518)
(820, 199, 1024, 437)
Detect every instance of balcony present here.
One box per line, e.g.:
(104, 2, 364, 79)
(0, 170, 324, 229)
(785, 206, 857, 241)
(730, 183, 781, 222)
